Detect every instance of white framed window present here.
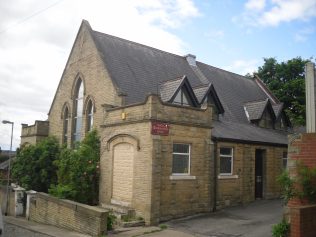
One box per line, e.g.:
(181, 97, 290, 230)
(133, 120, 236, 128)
(172, 143, 190, 174)
(282, 151, 288, 169)
(219, 147, 233, 175)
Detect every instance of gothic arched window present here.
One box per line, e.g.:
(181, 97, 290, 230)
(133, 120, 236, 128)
(63, 106, 69, 144)
(73, 79, 84, 142)
(86, 99, 94, 132)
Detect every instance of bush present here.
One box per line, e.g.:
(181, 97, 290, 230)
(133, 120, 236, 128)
(278, 163, 316, 204)
(49, 130, 100, 205)
(107, 211, 117, 231)
(11, 137, 60, 192)
(272, 219, 290, 237)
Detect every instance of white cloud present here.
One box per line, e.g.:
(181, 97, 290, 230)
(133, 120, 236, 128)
(237, 0, 316, 27)
(0, 0, 200, 150)
(245, 0, 266, 11)
(223, 59, 260, 76)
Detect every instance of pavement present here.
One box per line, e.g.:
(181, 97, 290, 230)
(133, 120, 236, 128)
(3, 199, 283, 237)
(4, 216, 90, 237)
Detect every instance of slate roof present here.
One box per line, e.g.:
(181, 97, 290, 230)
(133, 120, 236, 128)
(212, 120, 288, 146)
(193, 85, 209, 104)
(273, 103, 284, 118)
(244, 99, 269, 121)
(159, 76, 185, 102)
(89, 22, 288, 146)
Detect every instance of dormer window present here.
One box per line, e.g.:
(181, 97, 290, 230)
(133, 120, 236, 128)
(159, 76, 199, 108)
(259, 110, 273, 129)
(173, 88, 192, 106)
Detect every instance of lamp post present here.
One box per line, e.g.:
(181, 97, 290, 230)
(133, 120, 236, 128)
(2, 120, 14, 216)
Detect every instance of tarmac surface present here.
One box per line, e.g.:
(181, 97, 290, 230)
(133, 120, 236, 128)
(4, 199, 283, 237)
(111, 199, 283, 237)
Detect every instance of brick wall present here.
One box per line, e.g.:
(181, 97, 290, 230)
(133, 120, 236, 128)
(29, 192, 108, 236)
(288, 133, 316, 237)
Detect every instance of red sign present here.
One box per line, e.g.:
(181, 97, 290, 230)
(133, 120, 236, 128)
(151, 121, 169, 136)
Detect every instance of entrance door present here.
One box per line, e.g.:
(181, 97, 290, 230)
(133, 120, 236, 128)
(255, 149, 264, 199)
(112, 143, 134, 206)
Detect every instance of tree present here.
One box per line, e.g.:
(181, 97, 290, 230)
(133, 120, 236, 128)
(11, 137, 60, 192)
(49, 130, 100, 205)
(255, 57, 310, 126)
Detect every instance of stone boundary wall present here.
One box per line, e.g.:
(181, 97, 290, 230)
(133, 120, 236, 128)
(0, 185, 15, 216)
(29, 192, 108, 236)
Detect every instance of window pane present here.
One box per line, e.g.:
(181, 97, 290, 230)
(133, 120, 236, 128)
(220, 156, 232, 174)
(78, 81, 84, 99)
(174, 90, 182, 104)
(220, 148, 232, 156)
(173, 144, 189, 153)
(77, 98, 83, 116)
(75, 117, 82, 134)
(182, 90, 190, 105)
(172, 154, 189, 173)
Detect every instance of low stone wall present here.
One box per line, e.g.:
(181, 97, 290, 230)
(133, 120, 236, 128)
(29, 192, 108, 236)
(0, 185, 15, 216)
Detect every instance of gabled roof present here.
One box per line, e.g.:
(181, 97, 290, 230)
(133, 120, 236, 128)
(244, 99, 276, 122)
(65, 20, 289, 145)
(272, 103, 284, 119)
(159, 75, 199, 106)
(193, 83, 224, 114)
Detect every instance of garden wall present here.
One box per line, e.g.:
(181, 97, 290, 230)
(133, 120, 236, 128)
(29, 192, 108, 236)
(288, 133, 316, 237)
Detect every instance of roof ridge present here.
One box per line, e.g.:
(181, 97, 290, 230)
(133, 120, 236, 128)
(92, 30, 186, 60)
(197, 61, 255, 81)
(92, 29, 257, 83)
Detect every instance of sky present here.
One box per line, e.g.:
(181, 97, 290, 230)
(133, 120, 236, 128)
(0, 0, 315, 150)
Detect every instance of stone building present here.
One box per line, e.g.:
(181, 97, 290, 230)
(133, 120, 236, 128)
(21, 20, 289, 224)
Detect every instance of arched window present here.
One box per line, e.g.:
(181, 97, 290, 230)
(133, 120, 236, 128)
(73, 79, 84, 142)
(86, 100, 94, 132)
(63, 106, 69, 144)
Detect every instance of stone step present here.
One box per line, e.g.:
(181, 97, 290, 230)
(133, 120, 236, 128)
(100, 203, 136, 219)
(99, 203, 145, 227)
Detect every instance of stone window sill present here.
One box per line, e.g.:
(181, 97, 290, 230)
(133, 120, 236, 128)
(169, 175, 196, 180)
(218, 175, 239, 179)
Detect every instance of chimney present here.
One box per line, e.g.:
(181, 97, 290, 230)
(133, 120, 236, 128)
(305, 62, 316, 133)
(185, 54, 196, 67)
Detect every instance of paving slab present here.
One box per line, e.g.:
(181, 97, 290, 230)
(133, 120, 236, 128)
(4, 216, 90, 237)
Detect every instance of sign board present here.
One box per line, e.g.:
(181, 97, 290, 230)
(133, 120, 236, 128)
(151, 121, 169, 136)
